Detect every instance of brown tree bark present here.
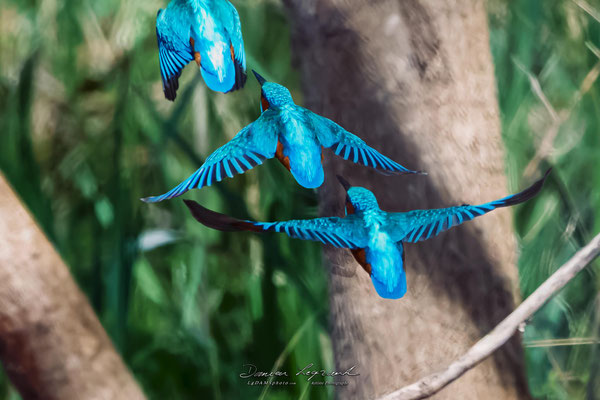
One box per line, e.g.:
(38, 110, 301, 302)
(0, 174, 145, 400)
(283, 1, 529, 399)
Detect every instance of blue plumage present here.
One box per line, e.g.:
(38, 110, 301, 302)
(156, 0, 246, 100)
(370, 243, 407, 299)
(183, 170, 550, 299)
(142, 72, 424, 202)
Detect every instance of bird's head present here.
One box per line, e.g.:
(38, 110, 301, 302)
(337, 176, 380, 215)
(253, 70, 294, 112)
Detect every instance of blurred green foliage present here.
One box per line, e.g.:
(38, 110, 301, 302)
(0, 0, 330, 399)
(490, 0, 600, 398)
(0, 0, 598, 399)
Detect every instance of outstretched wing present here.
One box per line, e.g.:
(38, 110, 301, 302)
(387, 169, 551, 243)
(142, 116, 279, 203)
(184, 200, 368, 249)
(156, 9, 194, 101)
(310, 111, 425, 175)
(254, 218, 366, 248)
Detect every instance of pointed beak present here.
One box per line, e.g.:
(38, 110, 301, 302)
(252, 70, 267, 86)
(336, 175, 351, 192)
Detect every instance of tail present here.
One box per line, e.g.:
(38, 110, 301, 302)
(290, 163, 325, 189)
(199, 44, 245, 93)
(371, 274, 407, 299)
(201, 61, 236, 93)
(183, 200, 261, 232)
(288, 146, 325, 189)
(368, 242, 407, 299)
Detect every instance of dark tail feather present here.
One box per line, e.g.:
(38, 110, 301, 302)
(183, 200, 261, 232)
(496, 168, 552, 208)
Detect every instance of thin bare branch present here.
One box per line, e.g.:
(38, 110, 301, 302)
(513, 58, 559, 121)
(573, 0, 600, 23)
(519, 58, 600, 178)
(524, 337, 600, 348)
(587, 42, 600, 60)
(378, 232, 600, 400)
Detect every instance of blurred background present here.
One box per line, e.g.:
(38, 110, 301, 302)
(0, 0, 598, 399)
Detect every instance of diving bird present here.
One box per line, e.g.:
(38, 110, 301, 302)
(182, 170, 550, 299)
(142, 71, 424, 202)
(156, 0, 246, 100)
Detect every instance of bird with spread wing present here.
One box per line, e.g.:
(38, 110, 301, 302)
(183, 170, 550, 299)
(156, 0, 246, 100)
(142, 71, 424, 203)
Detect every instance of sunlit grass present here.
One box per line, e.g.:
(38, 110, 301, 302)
(490, 0, 600, 397)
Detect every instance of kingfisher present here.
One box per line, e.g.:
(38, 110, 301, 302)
(142, 71, 424, 203)
(182, 170, 550, 299)
(156, 0, 246, 100)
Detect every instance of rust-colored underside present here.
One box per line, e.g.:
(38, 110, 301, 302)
(190, 38, 201, 66)
(275, 140, 290, 171)
(351, 248, 372, 275)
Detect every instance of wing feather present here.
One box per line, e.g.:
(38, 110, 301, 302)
(309, 111, 425, 175)
(156, 9, 194, 101)
(386, 169, 551, 242)
(183, 200, 368, 249)
(142, 115, 279, 203)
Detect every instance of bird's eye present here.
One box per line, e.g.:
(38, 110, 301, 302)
(260, 93, 270, 112)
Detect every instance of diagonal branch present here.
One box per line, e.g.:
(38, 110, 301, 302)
(378, 232, 600, 400)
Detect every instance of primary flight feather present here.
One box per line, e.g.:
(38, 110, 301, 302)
(183, 169, 551, 299)
(156, 0, 246, 100)
(142, 71, 424, 203)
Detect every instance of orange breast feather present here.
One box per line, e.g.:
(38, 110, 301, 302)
(275, 141, 291, 171)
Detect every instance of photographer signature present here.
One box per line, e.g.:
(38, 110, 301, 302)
(239, 363, 359, 382)
(296, 363, 359, 382)
(239, 364, 288, 378)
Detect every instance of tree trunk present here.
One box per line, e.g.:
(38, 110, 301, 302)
(0, 174, 145, 400)
(283, 1, 529, 398)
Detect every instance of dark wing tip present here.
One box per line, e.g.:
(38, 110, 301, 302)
(163, 74, 179, 101)
(228, 60, 247, 92)
(500, 168, 552, 208)
(183, 200, 261, 232)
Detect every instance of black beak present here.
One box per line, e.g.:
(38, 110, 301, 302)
(336, 175, 351, 192)
(252, 70, 267, 86)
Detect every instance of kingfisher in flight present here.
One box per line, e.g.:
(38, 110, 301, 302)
(142, 71, 424, 203)
(156, 0, 246, 100)
(183, 170, 550, 299)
